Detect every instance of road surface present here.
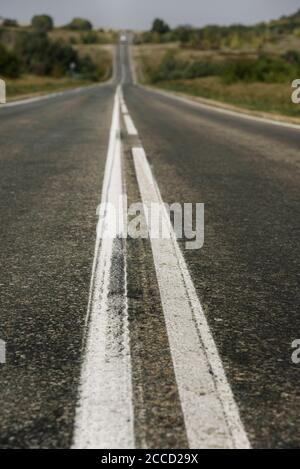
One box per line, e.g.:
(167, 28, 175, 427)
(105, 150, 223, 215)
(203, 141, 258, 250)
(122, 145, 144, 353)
(0, 42, 299, 449)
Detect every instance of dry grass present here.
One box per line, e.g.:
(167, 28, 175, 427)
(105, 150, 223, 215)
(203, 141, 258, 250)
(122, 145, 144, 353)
(132, 43, 259, 82)
(262, 34, 300, 55)
(48, 28, 117, 44)
(132, 44, 300, 118)
(156, 77, 300, 118)
(5, 75, 95, 100)
(75, 44, 113, 79)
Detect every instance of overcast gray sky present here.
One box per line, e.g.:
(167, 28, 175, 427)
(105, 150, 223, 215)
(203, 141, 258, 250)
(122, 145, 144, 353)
(1, 0, 300, 30)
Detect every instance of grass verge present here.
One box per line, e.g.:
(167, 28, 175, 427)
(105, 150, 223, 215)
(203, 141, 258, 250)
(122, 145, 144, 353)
(5, 75, 96, 100)
(133, 44, 300, 120)
(153, 77, 300, 118)
(3, 45, 113, 101)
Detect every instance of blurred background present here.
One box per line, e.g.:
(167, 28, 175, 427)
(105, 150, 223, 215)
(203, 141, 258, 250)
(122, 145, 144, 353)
(0, 1, 300, 118)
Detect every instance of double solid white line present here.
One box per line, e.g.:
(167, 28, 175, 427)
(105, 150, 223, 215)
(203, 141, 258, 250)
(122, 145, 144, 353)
(119, 87, 138, 136)
(73, 85, 251, 449)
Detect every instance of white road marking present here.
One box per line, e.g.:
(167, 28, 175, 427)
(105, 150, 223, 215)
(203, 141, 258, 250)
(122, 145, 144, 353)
(72, 89, 134, 449)
(0, 91, 65, 108)
(129, 45, 138, 85)
(141, 85, 300, 131)
(121, 103, 129, 114)
(124, 114, 138, 136)
(132, 144, 250, 449)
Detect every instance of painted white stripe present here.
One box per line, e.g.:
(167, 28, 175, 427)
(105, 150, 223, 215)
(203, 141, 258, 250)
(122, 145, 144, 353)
(132, 146, 250, 449)
(124, 114, 138, 136)
(72, 89, 134, 449)
(121, 102, 129, 114)
(141, 85, 300, 131)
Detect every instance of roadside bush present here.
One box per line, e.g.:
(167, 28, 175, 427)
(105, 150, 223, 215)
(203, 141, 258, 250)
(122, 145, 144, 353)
(78, 55, 101, 80)
(66, 18, 93, 31)
(0, 43, 21, 78)
(15, 32, 75, 76)
(222, 55, 298, 84)
(253, 55, 296, 83)
(221, 60, 256, 84)
(184, 61, 220, 79)
(151, 18, 170, 35)
(282, 50, 300, 65)
(147, 50, 300, 85)
(148, 52, 186, 82)
(148, 51, 220, 82)
(14, 31, 100, 79)
(81, 31, 99, 44)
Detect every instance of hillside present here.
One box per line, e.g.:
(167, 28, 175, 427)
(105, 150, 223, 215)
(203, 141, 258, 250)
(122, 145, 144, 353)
(133, 9, 300, 120)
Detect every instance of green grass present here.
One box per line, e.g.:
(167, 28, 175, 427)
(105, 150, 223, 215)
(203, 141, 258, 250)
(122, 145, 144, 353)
(5, 75, 96, 100)
(134, 44, 300, 119)
(154, 77, 300, 118)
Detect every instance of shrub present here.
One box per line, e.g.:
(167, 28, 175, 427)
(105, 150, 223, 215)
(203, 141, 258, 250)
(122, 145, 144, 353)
(15, 31, 78, 76)
(221, 60, 256, 84)
(184, 61, 220, 79)
(148, 51, 220, 82)
(66, 18, 93, 31)
(14, 31, 100, 80)
(0, 43, 21, 78)
(147, 49, 300, 85)
(151, 18, 170, 35)
(78, 55, 101, 80)
(221, 55, 298, 84)
(148, 51, 185, 82)
(282, 50, 300, 65)
(81, 31, 99, 44)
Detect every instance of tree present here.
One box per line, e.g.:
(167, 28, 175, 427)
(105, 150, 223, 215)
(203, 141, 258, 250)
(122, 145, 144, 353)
(15, 31, 77, 76)
(31, 15, 54, 32)
(3, 18, 19, 27)
(82, 31, 99, 44)
(66, 18, 93, 31)
(14, 30, 99, 80)
(151, 18, 170, 35)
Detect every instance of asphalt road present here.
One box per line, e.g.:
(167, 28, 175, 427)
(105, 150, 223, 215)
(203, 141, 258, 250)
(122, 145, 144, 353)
(0, 42, 300, 449)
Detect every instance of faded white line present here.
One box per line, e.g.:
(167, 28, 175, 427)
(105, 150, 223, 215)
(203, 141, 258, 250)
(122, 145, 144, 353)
(129, 45, 138, 85)
(132, 145, 250, 449)
(72, 89, 134, 449)
(124, 114, 138, 136)
(121, 102, 129, 114)
(141, 84, 300, 131)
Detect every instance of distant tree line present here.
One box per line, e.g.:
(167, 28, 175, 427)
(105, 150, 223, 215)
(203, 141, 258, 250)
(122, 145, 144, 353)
(1, 14, 94, 32)
(135, 11, 300, 49)
(147, 49, 300, 85)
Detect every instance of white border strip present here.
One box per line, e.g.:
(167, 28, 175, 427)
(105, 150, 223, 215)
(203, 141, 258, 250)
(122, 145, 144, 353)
(132, 145, 250, 449)
(72, 89, 134, 449)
